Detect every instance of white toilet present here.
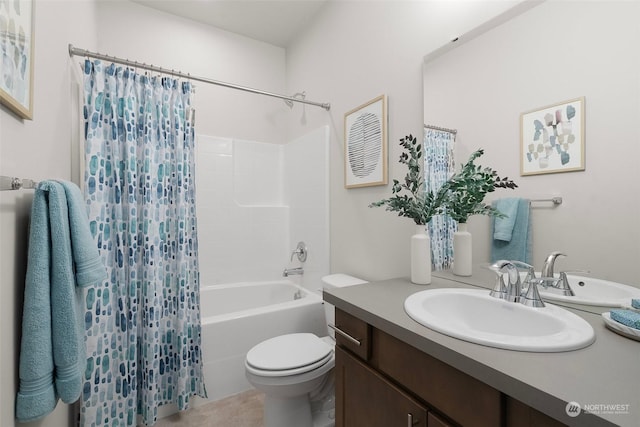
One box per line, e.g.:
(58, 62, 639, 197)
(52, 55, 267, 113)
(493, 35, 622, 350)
(245, 274, 367, 427)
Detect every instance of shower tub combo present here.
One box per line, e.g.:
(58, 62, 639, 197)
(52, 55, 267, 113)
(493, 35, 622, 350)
(198, 280, 326, 403)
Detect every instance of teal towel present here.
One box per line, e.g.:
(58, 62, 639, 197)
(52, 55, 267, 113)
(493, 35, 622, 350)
(57, 180, 106, 286)
(16, 185, 57, 422)
(493, 198, 519, 242)
(16, 181, 106, 422)
(610, 309, 640, 330)
(632, 299, 640, 309)
(490, 198, 531, 264)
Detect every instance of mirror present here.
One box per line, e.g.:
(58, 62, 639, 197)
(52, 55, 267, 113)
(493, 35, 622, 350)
(423, 1, 640, 287)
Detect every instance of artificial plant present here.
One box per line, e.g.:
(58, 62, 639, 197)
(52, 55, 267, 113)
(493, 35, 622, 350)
(369, 134, 449, 225)
(445, 149, 518, 223)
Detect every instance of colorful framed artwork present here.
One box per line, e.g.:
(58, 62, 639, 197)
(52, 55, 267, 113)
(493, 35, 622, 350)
(344, 94, 388, 188)
(0, 0, 35, 120)
(520, 97, 585, 176)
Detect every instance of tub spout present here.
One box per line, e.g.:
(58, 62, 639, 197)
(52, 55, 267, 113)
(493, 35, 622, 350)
(283, 267, 304, 277)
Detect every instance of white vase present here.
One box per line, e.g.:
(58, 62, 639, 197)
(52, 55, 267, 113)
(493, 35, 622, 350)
(453, 222, 472, 276)
(411, 225, 431, 285)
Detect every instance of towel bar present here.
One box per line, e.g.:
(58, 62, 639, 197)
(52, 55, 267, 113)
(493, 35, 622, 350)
(0, 176, 38, 191)
(529, 197, 562, 205)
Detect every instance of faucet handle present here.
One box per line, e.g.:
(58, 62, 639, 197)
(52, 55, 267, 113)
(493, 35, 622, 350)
(556, 270, 589, 296)
(489, 273, 508, 300)
(290, 241, 308, 262)
(521, 278, 546, 307)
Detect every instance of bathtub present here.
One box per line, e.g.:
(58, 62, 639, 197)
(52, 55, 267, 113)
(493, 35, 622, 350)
(198, 280, 327, 403)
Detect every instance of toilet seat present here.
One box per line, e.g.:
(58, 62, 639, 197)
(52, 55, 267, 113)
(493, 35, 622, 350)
(246, 333, 333, 377)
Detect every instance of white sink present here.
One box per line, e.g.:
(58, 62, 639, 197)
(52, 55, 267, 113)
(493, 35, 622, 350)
(404, 288, 595, 352)
(538, 275, 640, 307)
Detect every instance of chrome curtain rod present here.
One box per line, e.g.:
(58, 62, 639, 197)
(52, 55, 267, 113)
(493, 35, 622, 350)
(68, 44, 331, 111)
(1, 176, 38, 191)
(424, 124, 458, 134)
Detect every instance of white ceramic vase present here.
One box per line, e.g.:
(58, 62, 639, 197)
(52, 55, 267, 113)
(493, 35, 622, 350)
(453, 222, 472, 276)
(411, 225, 431, 285)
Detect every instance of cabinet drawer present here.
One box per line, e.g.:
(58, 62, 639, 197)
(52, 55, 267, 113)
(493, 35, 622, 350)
(336, 346, 428, 427)
(333, 308, 370, 360)
(372, 329, 502, 427)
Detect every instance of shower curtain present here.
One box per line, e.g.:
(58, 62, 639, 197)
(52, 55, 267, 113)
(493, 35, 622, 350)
(79, 59, 206, 426)
(424, 128, 456, 270)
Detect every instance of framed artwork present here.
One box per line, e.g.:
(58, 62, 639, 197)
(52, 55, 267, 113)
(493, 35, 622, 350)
(344, 94, 388, 188)
(0, 0, 35, 120)
(520, 97, 585, 176)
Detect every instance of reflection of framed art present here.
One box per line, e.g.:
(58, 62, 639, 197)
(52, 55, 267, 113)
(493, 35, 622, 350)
(0, 0, 35, 120)
(520, 97, 585, 176)
(344, 94, 388, 188)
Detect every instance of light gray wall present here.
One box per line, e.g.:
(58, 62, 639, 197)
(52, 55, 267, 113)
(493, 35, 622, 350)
(285, 0, 527, 281)
(95, 0, 289, 145)
(423, 0, 640, 285)
(0, 2, 99, 426)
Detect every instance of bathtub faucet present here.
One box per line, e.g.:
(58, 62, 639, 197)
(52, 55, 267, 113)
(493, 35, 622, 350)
(283, 267, 304, 277)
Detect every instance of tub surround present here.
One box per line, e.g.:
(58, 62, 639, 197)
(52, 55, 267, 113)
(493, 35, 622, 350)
(324, 268, 639, 427)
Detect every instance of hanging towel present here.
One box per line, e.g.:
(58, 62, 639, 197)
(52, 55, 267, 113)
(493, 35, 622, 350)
(57, 180, 106, 286)
(16, 181, 107, 422)
(493, 198, 519, 242)
(490, 198, 532, 264)
(15, 185, 57, 422)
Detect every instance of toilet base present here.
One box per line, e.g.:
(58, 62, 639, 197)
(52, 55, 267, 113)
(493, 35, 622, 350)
(264, 394, 312, 427)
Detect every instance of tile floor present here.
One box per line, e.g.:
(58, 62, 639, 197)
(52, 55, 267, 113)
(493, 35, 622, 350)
(155, 389, 265, 427)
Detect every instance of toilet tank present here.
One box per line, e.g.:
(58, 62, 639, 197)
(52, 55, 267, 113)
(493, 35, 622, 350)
(322, 274, 368, 338)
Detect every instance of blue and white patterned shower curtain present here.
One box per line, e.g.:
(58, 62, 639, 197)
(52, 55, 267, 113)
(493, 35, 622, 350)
(424, 128, 456, 270)
(80, 60, 206, 426)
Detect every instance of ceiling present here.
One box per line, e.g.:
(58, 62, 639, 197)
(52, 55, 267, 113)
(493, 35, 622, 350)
(131, 0, 329, 47)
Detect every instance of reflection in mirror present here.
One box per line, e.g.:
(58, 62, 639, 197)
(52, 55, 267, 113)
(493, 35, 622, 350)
(423, 1, 640, 287)
(423, 125, 456, 271)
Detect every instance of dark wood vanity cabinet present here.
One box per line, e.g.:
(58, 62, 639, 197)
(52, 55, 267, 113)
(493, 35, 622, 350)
(335, 346, 430, 427)
(334, 308, 566, 427)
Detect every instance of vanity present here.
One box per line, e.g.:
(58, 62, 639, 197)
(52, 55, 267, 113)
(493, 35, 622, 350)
(324, 267, 639, 427)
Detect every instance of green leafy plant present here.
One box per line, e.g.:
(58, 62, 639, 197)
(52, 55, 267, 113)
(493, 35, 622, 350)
(369, 134, 449, 225)
(369, 136, 518, 226)
(445, 149, 518, 223)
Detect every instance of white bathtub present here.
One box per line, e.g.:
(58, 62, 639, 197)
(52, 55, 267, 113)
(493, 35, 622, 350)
(199, 280, 327, 402)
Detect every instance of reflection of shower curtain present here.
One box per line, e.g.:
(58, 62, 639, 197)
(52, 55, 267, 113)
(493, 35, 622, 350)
(424, 128, 456, 270)
(80, 60, 206, 426)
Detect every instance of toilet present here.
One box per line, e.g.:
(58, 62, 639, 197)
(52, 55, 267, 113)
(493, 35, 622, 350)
(245, 274, 367, 427)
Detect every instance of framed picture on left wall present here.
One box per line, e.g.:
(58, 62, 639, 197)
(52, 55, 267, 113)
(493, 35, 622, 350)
(344, 94, 388, 188)
(0, 0, 35, 120)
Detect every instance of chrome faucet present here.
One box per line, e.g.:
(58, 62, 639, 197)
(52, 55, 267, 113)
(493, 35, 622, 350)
(283, 267, 304, 277)
(490, 260, 545, 307)
(541, 251, 566, 278)
(491, 260, 522, 303)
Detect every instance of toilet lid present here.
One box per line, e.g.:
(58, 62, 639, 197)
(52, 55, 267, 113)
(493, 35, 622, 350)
(246, 333, 332, 372)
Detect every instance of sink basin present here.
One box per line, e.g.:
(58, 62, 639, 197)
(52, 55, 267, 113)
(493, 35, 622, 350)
(537, 275, 640, 307)
(404, 288, 595, 352)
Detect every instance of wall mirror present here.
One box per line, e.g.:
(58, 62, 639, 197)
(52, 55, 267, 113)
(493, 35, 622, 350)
(423, 1, 640, 287)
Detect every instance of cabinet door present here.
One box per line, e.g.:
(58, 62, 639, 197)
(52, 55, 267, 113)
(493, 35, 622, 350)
(428, 412, 455, 427)
(335, 346, 428, 427)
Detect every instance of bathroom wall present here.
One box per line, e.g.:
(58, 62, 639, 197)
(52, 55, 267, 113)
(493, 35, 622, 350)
(94, 0, 289, 144)
(195, 126, 329, 289)
(284, 0, 529, 281)
(0, 2, 99, 426)
(423, 0, 640, 284)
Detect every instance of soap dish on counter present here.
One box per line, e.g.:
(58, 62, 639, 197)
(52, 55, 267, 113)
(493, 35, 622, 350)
(602, 312, 640, 342)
